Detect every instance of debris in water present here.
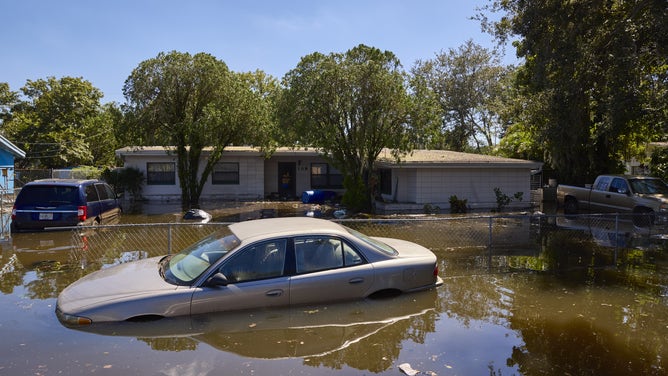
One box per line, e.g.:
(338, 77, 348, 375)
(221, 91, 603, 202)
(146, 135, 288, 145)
(398, 363, 419, 376)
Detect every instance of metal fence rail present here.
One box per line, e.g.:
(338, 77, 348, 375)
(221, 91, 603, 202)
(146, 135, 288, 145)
(67, 213, 668, 270)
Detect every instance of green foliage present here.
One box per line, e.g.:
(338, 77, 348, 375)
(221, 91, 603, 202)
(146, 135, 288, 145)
(123, 51, 276, 208)
(279, 44, 419, 213)
(479, 0, 667, 184)
(3, 77, 106, 168)
(101, 166, 144, 200)
(411, 40, 508, 152)
(449, 195, 468, 214)
(341, 175, 371, 214)
(0, 82, 19, 126)
(71, 166, 101, 179)
(650, 148, 668, 182)
(423, 203, 441, 214)
(493, 187, 523, 212)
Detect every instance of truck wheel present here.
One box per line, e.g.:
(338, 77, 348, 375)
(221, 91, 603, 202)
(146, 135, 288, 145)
(633, 208, 654, 228)
(564, 197, 578, 216)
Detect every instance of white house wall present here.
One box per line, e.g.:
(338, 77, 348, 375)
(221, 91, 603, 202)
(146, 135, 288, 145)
(391, 167, 531, 210)
(121, 153, 265, 201)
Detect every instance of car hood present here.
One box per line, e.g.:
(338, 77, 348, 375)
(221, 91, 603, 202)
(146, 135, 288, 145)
(57, 256, 177, 313)
(637, 193, 668, 201)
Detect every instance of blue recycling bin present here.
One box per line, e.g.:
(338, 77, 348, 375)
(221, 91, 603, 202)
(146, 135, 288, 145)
(301, 190, 337, 204)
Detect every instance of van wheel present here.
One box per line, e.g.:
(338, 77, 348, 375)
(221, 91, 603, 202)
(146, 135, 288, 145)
(564, 197, 578, 216)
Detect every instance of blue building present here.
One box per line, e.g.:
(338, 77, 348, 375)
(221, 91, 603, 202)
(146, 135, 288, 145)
(0, 135, 25, 194)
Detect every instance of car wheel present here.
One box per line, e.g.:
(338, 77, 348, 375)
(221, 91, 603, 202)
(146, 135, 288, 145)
(564, 197, 578, 216)
(633, 208, 654, 228)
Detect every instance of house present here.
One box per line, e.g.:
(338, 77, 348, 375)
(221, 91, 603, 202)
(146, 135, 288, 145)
(0, 135, 26, 237)
(115, 146, 344, 202)
(375, 149, 543, 213)
(0, 135, 26, 196)
(116, 146, 542, 212)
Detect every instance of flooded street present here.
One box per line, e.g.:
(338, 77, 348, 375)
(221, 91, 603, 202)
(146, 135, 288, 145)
(1, 205, 667, 375)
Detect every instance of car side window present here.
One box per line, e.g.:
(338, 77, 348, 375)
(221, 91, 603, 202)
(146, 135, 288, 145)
(96, 183, 116, 200)
(595, 177, 610, 191)
(609, 178, 629, 194)
(295, 236, 363, 273)
(219, 239, 286, 283)
(343, 241, 364, 266)
(85, 185, 100, 202)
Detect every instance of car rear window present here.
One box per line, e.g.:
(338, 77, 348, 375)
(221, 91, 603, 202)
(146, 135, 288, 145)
(18, 186, 79, 205)
(344, 225, 399, 256)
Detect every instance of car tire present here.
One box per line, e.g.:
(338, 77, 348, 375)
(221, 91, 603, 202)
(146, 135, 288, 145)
(633, 208, 654, 228)
(564, 197, 578, 216)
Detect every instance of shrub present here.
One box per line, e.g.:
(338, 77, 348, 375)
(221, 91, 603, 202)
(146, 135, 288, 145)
(449, 195, 468, 213)
(102, 167, 144, 200)
(493, 188, 523, 212)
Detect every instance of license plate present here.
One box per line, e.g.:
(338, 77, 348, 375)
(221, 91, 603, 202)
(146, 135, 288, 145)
(39, 212, 53, 220)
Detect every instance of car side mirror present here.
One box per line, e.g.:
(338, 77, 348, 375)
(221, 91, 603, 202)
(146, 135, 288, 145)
(206, 272, 229, 287)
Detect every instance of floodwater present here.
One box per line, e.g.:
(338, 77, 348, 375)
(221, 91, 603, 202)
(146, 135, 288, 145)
(1, 204, 668, 375)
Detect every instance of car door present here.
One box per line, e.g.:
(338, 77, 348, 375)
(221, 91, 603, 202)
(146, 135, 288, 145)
(83, 184, 102, 225)
(587, 176, 611, 213)
(190, 239, 290, 315)
(94, 183, 121, 222)
(289, 236, 374, 306)
(600, 178, 634, 214)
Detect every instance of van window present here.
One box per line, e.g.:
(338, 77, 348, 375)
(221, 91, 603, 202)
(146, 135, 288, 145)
(85, 185, 100, 202)
(18, 186, 79, 205)
(95, 183, 114, 200)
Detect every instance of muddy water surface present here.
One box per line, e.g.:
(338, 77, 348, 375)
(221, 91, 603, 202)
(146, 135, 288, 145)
(1, 206, 667, 375)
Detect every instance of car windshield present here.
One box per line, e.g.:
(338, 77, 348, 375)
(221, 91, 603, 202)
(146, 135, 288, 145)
(343, 225, 398, 256)
(162, 230, 241, 286)
(629, 179, 668, 195)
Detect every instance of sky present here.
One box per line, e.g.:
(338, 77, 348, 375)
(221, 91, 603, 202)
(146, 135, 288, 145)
(1, 0, 512, 104)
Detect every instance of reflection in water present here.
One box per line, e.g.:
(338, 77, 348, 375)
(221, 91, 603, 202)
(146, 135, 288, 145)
(68, 290, 439, 372)
(435, 242, 668, 375)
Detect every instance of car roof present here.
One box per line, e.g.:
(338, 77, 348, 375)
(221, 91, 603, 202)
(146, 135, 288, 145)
(25, 178, 99, 186)
(228, 217, 347, 242)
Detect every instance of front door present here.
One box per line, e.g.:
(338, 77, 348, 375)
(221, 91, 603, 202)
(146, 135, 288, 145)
(277, 162, 296, 199)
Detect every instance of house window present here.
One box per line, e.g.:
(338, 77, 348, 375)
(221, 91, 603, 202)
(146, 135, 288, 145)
(212, 162, 239, 185)
(311, 163, 343, 189)
(147, 162, 175, 185)
(379, 169, 392, 195)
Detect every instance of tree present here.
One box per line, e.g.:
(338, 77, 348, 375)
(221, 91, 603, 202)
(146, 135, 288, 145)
(279, 44, 417, 213)
(411, 40, 509, 152)
(123, 51, 275, 208)
(0, 82, 19, 127)
(3, 77, 105, 168)
(478, 0, 668, 184)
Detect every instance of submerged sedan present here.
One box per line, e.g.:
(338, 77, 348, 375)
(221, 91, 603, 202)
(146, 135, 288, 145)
(56, 217, 443, 326)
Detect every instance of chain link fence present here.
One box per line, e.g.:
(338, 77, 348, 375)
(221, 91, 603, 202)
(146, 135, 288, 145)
(67, 213, 668, 270)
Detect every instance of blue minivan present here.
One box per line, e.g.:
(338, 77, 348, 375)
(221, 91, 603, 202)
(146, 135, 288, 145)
(11, 179, 122, 232)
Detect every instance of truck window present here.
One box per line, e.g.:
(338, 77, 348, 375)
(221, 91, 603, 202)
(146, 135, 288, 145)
(609, 178, 629, 194)
(595, 177, 610, 191)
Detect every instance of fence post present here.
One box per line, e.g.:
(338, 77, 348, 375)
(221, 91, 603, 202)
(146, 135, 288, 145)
(488, 216, 493, 270)
(614, 213, 619, 265)
(168, 224, 173, 255)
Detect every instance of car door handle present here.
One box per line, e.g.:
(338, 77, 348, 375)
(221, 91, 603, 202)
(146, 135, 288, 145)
(348, 278, 364, 284)
(266, 289, 283, 297)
